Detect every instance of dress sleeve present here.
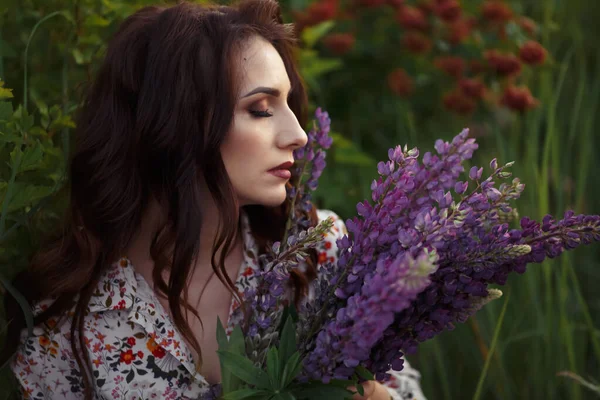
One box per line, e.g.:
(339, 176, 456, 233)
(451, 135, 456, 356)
(315, 209, 428, 400)
(10, 302, 85, 400)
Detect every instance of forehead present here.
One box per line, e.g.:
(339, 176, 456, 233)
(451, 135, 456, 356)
(236, 36, 291, 94)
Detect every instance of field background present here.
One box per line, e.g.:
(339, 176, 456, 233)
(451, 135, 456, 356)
(0, 0, 599, 399)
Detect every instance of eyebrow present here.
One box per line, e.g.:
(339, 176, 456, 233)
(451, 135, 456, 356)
(241, 86, 292, 99)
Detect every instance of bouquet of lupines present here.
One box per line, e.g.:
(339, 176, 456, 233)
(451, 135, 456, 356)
(211, 108, 600, 399)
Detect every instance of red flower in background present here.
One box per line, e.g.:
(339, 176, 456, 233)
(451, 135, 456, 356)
(417, 0, 434, 14)
(386, 0, 405, 9)
(355, 0, 387, 7)
(443, 89, 476, 115)
(519, 40, 547, 65)
(396, 6, 429, 31)
(402, 31, 432, 54)
(501, 85, 538, 111)
(387, 68, 414, 97)
(293, 0, 338, 32)
(484, 50, 522, 76)
(433, 0, 461, 23)
(434, 56, 466, 78)
(323, 33, 356, 55)
(481, 1, 513, 23)
(459, 78, 486, 99)
(446, 17, 475, 45)
(307, 0, 338, 21)
(469, 59, 487, 74)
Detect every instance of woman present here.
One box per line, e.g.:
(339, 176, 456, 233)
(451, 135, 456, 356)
(1, 0, 427, 398)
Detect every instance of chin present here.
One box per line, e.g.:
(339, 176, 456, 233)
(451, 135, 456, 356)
(261, 192, 287, 207)
(242, 188, 287, 208)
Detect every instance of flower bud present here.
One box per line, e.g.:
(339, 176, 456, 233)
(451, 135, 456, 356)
(519, 40, 547, 65)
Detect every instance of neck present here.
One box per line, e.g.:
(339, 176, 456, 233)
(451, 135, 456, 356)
(125, 194, 244, 287)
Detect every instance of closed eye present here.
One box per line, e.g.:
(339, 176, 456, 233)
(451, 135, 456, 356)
(249, 109, 273, 118)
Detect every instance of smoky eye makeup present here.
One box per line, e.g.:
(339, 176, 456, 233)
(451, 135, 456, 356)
(249, 109, 273, 118)
(247, 98, 274, 118)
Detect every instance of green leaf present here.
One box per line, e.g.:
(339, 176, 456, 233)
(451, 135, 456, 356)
(0, 102, 13, 122)
(266, 347, 281, 389)
(229, 324, 247, 355)
(0, 39, 17, 58)
(0, 131, 21, 144)
(49, 115, 76, 130)
(293, 384, 354, 400)
(216, 316, 229, 349)
(0, 183, 54, 213)
(356, 383, 365, 396)
(288, 0, 309, 12)
(0, 80, 14, 100)
(217, 350, 272, 390)
(19, 141, 45, 173)
(278, 311, 297, 368)
(221, 388, 272, 400)
(299, 51, 343, 80)
(331, 379, 357, 387)
(216, 317, 243, 393)
(84, 14, 111, 27)
(0, 274, 33, 369)
(13, 106, 34, 131)
(301, 21, 335, 48)
(271, 393, 295, 400)
(72, 48, 86, 65)
(330, 133, 376, 167)
(355, 366, 375, 381)
(280, 352, 302, 388)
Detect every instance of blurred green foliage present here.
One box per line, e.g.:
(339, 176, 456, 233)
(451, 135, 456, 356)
(1, 0, 599, 399)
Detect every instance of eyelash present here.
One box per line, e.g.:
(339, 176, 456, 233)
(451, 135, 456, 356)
(249, 109, 273, 118)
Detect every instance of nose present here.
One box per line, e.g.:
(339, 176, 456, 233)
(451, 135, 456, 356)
(277, 108, 308, 150)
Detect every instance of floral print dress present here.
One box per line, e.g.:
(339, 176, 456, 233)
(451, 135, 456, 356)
(11, 209, 427, 400)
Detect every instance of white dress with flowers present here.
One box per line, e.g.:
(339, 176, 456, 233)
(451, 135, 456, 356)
(11, 209, 426, 400)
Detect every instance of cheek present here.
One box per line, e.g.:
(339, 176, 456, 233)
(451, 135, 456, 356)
(222, 128, 268, 177)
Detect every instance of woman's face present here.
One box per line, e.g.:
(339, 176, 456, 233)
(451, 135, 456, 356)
(221, 36, 307, 207)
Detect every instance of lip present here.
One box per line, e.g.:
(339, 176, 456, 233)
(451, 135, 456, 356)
(268, 161, 294, 171)
(268, 161, 294, 179)
(268, 169, 292, 179)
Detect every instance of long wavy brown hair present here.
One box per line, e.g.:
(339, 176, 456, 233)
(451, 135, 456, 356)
(0, 0, 319, 398)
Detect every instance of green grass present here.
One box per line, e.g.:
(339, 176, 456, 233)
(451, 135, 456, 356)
(410, 0, 600, 398)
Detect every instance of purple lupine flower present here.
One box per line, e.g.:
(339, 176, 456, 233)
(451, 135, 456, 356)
(296, 128, 600, 384)
(291, 107, 332, 195)
(281, 108, 334, 245)
(300, 249, 438, 382)
(367, 210, 599, 381)
(241, 220, 336, 366)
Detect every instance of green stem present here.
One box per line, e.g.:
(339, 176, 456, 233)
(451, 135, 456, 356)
(0, 16, 4, 81)
(523, 227, 593, 246)
(23, 11, 71, 112)
(472, 291, 511, 400)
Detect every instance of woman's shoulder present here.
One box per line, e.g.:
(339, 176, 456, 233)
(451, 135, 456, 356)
(11, 257, 207, 399)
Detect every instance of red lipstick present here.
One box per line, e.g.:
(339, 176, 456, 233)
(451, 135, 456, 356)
(268, 161, 293, 179)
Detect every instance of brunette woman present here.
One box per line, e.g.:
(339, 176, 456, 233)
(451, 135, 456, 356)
(1, 1, 426, 399)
